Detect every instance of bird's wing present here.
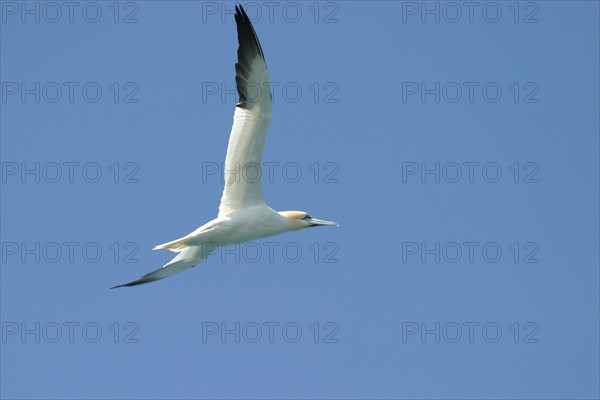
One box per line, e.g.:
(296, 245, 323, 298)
(111, 246, 208, 289)
(218, 5, 272, 217)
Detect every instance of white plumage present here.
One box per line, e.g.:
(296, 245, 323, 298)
(112, 5, 336, 289)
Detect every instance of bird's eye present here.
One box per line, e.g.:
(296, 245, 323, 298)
(303, 214, 312, 220)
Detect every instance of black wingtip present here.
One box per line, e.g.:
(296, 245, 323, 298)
(110, 283, 133, 289)
(110, 274, 163, 289)
(110, 282, 136, 289)
(233, 3, 267, 109)
(234, 4, 265, 61)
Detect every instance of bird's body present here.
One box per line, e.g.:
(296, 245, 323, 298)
(155, 206, 299, 252)
(112, 5, 336, 289)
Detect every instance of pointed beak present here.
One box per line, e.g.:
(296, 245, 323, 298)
(308, 217, 338, 227)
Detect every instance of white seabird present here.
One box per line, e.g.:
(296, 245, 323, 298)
(112, 5, 337, 288)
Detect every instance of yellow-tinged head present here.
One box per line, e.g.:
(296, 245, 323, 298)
(279, 211, 338, 230)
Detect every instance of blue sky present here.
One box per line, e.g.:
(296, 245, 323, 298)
(1, 1, 598, 399)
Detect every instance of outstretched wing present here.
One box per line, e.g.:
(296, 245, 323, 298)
(218, 5, 272, 217)
(111, 246, 208, 289)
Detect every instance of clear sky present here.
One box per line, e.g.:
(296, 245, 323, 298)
(1, 1, 598, 399)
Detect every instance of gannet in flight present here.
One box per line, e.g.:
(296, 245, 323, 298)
(112, 5, 337, 288)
